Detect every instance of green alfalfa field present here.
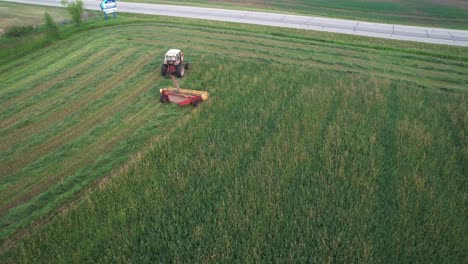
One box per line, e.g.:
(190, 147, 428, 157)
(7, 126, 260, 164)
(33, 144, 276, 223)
(0, 9, 467, 263)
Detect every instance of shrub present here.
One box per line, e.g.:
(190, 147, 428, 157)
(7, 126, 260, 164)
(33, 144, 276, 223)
(44, 12, 59, 36)
(4, 25, 36, 38)
(61, 0, 84, 25)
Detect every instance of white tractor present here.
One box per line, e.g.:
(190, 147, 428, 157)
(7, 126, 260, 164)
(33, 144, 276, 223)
(159, 49, 208, 106)
(161, 49, 190, 78)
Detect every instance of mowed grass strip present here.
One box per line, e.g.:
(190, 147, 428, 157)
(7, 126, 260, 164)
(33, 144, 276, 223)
(0, 51, 155, 176)
(2, 48, 152, 156)
(0, 35, 105, 102)
(129, 23, 468, 68)
(126, 24, 467, 90)
(0, 44, 108, 111)
(0, 32, 98, 82)
(0, 47, 138, 151)
(0, 66, 161, 213)
(0, 45, 118, 129)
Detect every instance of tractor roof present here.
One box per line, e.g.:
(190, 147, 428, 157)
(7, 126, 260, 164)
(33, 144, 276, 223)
(166, 49, 181, 55)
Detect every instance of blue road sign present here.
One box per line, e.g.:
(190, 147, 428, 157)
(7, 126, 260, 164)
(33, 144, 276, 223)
(100, 0, 117, 14)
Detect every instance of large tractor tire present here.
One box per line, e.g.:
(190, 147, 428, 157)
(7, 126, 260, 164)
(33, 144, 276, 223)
(161, 64, 168, 77)
(176, 63, 185, 78)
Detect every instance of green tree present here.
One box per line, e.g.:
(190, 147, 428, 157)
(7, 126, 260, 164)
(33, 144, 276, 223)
(61, 0, 84, 25)
(43, 12, 59, 36)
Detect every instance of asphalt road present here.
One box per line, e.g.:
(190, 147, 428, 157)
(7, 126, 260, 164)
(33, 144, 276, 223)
(3, 0, 468, 47)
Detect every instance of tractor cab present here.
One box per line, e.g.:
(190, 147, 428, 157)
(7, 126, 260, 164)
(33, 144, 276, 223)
(164, 49, 183, 65)
(161, 49, 189, 78)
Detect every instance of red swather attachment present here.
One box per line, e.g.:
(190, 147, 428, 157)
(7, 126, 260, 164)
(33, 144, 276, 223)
(160, 88, 208, 106)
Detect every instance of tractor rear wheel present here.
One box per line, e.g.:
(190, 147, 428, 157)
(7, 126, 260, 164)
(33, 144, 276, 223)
(161, 64, 168, 77)
(176, 63, 185, 78)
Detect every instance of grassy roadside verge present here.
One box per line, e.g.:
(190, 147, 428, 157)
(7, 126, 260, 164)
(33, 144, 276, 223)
(124, 0, 468, 29)
(0, 1, 69, 30)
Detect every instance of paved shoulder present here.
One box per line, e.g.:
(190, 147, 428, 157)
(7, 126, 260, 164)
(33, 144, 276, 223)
(3, 0, 468, 46)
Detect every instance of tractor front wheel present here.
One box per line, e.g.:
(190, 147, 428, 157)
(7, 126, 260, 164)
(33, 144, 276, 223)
(161, 64, 168, 77)
(184, 63, 191, 70)
(176, 63, 185, 78)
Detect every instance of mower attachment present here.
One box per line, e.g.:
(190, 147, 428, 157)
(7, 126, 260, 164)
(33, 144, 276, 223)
(160, 88, 209, 106)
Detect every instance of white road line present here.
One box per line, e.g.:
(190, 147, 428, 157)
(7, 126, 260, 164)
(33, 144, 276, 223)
(2, 0, 468, 47)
